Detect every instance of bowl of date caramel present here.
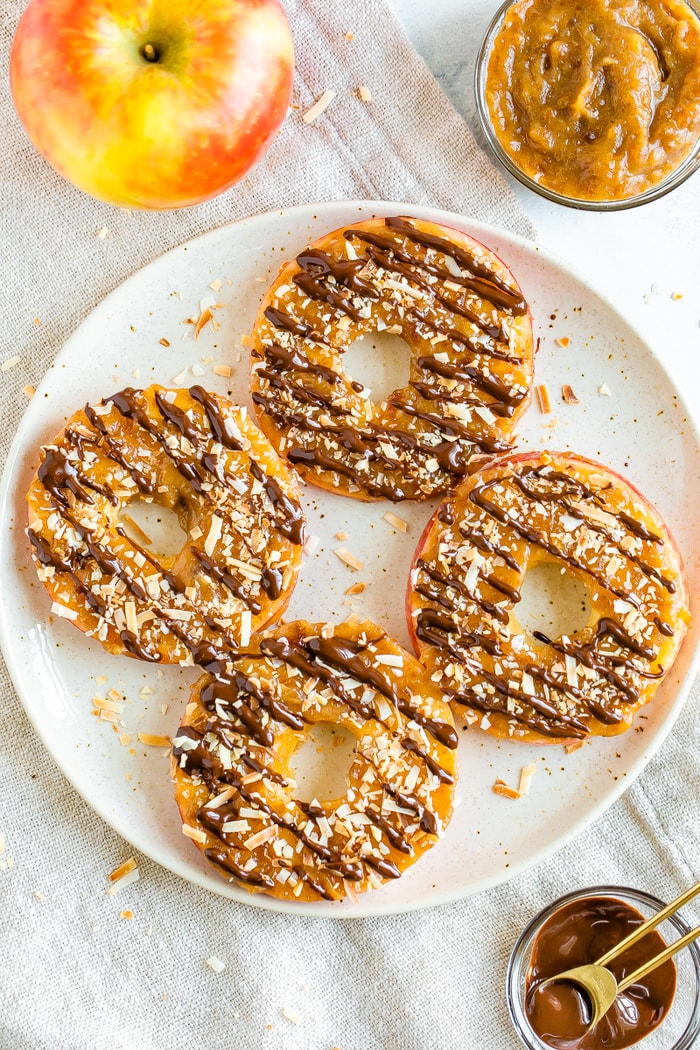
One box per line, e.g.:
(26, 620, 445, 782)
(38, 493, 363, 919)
(506, 886, 700, 1049)
(475, 0, 700, 209)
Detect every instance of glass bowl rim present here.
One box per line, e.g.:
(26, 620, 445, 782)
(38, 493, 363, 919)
(506, 883, 700, 1050)
(474, 0, 700, 211)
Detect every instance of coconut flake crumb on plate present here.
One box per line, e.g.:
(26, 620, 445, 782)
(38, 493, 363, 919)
(333, 547, 363, 571)
(518, 764, 537, 795)
(535, 383, 551, 414)
(383, 511, 408, 533)
(493, 778, 522, 800)
(0, 200, 698, 919)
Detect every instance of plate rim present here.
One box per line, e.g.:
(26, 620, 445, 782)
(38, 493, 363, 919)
(1, 198, 698, 918)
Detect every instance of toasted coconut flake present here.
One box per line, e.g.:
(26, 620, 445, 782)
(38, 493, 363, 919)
(125, 601, 138, 637)
(207, 787, 237, 809)
(1, 355, 21, 372)
(137, 732, 171, 748)
(357, 84, 372, 102)
(565, 740, 585, 753)
(383, 511, 408, 533)
(213, 364, 232, 377)
(193, 308, 214, 339)
(244, 825, 278, 850)
(302, 89, 336, 124)
(159, 337, 170, 347)
(205, 514, 223, 556)
(95, 695, 124, 716)
(334, 547, 363, 571)
(335, 531, 349, 541)
(119, 910, 134, 920)
(182, 824, 208, 845)
(282, 1007, 301, 1024)
(598, 384, 612, 397)
(107, 858, 140, 895)
(555, 337, 570, 347)
(562, 384, 579, 405)
(345, 581, 366, 595)
(206, 956, 226, 973)
(51, 601, 78, 620)
(518, 764, 537, 795)
(303, 534, 320, 556)
(493, 778, 522, 800)
(239, 609, 252, 648)
(535, 384, 551, 414)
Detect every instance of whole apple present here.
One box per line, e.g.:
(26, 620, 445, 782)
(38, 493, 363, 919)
(10, 0, 294, 210)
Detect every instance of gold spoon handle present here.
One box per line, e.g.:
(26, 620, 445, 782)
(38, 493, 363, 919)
(595, 878, 700, 967)
(616, 921, 700, 993)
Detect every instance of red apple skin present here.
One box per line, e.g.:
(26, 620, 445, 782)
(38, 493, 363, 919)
(10, 0, 294, 210)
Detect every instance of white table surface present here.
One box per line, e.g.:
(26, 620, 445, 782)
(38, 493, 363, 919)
(389, 0, 700, 422)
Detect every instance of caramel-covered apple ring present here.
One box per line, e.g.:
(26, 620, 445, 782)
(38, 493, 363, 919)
(250, 215, 534, 501)
(407, 451, 690, 743)
(26, 385, 305, 665)
(172, 619, 457, 902)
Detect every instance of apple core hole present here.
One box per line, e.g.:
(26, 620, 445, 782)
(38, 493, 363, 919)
(343, 329, 412, 404)
(140, 43, 161, 63)
(291, 723, 356, 803)
(118, 499, 188, 559)
(516, 561, 592, 643)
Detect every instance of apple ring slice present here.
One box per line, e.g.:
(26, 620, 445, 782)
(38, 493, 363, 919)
(250, 215, 534, 501)
(26, 385, 305, 666)
(407, 451, 691, 744)
(172, 619, 457, 902)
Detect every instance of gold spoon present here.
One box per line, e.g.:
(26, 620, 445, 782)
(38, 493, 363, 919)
(535, 879, 700, 1030)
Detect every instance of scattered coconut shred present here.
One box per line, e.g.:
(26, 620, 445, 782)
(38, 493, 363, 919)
(302, 90, 336, 124)
(535, 383, 551, 414)
(492, 764, 537, 800)
(106, 857, 140, 896)
(334, 547, 363, 571)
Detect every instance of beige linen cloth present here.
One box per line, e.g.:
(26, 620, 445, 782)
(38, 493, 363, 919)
(1, 2, 698, 1048)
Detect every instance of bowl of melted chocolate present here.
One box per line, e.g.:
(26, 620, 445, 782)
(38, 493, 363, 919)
(475, 0, 700, 209)
(507, 886, 700, 1049)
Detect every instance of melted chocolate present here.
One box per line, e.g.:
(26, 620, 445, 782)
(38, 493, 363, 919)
(525, 896, 676, 1050)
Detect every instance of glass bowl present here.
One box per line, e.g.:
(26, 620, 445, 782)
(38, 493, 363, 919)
(507, 885, 700, 1049)
(475, 0, 700, 211)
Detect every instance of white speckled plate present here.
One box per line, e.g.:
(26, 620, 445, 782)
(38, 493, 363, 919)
(1, 201, 698, 917)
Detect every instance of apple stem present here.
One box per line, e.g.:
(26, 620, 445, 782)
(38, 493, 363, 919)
(141, 43, 159, 63)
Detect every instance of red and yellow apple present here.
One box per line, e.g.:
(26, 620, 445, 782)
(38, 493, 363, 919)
(10, 0, 294, 210)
